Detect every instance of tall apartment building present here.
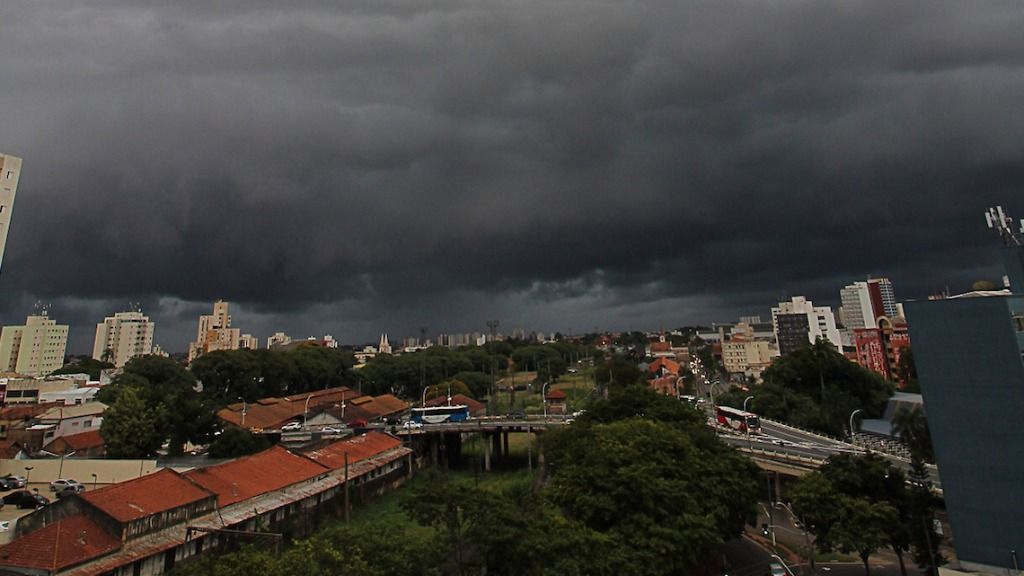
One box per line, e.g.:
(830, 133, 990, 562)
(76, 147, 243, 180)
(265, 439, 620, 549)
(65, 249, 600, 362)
(0, 154, 22, 274)
(267, 332, 291, 348)
(839, 277, 898, 336)
(852, 317, 911, 385)
(771, 296, 842, 356)
(0, 310, 69, 376)
(92, 309, 155, 368)
(187, 300, 241, 362)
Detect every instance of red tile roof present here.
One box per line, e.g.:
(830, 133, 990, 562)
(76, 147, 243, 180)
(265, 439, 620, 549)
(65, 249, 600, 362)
(0, 515, 121, 572)
(58, 429, 105, 450)
(0, 402, 60, 421)
(217, 387, 355, 430)
(79, 468, 215, 523)
(184, 445, 329, 507)
(301, 432, 403, 471)
(0, 439, 23, 459)
(545, 389, 568, 400)
(647, 357, 681, 376)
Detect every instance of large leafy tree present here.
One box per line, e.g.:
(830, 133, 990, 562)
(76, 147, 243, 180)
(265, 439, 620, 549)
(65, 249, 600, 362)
(99, 356, 218, 456)
(51, 357, 114, 380)
(791, 453, 912, 576)
(100, 386, 165, 458)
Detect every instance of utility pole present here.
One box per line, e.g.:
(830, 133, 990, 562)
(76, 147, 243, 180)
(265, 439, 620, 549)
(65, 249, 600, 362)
(419, 326, 428, 399)
(487, 320, 499, 414)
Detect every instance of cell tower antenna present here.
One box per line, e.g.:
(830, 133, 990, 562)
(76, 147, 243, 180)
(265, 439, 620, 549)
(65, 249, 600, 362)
(985, 206, 1022, 246)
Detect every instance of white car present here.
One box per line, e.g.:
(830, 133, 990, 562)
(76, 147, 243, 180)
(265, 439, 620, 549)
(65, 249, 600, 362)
(49, 479, 83, 493)
(402, 420, 423, 430)
(281, 422, 303, 432)
(320, 426, 344, 434)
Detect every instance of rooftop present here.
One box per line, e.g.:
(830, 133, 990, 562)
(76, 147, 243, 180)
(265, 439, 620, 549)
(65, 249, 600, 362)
(80, 468, 214, 523)
(0, 515, 121, 572)
(184, 445, 329, 507)
(301, 432, 403, 470)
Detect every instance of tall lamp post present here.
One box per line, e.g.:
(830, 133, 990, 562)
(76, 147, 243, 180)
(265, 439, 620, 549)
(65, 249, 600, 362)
(238, 397, 247, 428)
(542, 381, 550, 421)
(776, 501, 816, 575)
(743, 395, 754, 412)
(91, 473, 98, 491)
(849, 409, 862, 441)
(24, 466, 33, 485)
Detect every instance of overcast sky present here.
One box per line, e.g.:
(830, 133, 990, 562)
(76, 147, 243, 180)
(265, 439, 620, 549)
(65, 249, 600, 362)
(2, 1, 1023, 354)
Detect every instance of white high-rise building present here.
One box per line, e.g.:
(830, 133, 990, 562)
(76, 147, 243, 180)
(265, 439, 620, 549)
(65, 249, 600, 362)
(839, 277, 899, 330)
(0, 310, 69, 376)
(267, 332, 292, 348)
(771, 296, 842, 356)
(0, 154, 22, 274)
(92, 309, 155, 367)
(188, 300, 241, 362)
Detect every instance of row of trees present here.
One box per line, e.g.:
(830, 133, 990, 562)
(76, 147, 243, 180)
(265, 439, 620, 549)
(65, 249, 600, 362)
(173, 383, 760, 576)
(790, 453, 944, 576)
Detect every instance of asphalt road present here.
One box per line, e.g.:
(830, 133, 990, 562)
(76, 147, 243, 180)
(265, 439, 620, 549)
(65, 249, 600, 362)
(722, 533, 924, 576)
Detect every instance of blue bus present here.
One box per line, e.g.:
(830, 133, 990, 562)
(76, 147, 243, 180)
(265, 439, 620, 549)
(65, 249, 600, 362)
(410, 405, 471, 424)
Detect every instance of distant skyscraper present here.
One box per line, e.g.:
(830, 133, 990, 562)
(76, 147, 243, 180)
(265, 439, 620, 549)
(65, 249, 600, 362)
(188, 300, 242, 362)
(0, 153, 22, 274)
(0, 309, 69, 376)
(92, 309, 155, 368)
(839, 277, 898, 330)
(771, 296, 842, 355)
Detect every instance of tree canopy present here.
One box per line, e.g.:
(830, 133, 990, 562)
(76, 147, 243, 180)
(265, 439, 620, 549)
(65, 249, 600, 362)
(718, 340, 893, 437)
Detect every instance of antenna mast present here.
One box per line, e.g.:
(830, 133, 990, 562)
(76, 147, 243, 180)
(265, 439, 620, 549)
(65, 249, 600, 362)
(985, 206, 1022, 247)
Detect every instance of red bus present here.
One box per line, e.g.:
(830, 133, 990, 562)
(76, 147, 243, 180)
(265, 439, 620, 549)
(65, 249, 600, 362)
(716, 405, 761, 433)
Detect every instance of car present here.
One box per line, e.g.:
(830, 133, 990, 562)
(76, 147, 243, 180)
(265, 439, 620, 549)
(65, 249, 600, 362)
(55, 484, 86, 499)
(320, 426, 344, 434)
(349, 418, 368, 428)
(402, 420, 423, 430)
(0, 475, 26, 490)
(281, 422, 303, 432)
(49, 479, 83, 493)
(2, 490, 49, 509)
(769, 562, 788, 576)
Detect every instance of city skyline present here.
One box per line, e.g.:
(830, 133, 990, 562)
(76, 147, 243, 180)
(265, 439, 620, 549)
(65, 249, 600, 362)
(2, 2, 1024, 354)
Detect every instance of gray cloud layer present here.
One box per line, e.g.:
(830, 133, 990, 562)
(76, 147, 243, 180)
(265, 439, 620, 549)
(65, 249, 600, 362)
(2, 1, 1023, 352)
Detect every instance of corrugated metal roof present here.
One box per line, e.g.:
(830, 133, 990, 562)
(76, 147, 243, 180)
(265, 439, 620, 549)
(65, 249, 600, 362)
(80, 468, 215, 523)
(184, 445, 329, 507)
(38, 402, 108, 420)
(301, 432, 404, 470)
(0, 515, 121, 572)
(218, 387, 353, 430)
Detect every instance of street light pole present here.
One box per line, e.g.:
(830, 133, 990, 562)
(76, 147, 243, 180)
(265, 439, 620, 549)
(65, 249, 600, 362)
(24, 466, 33, 485)
(849, 408, 862, 441)
(238, 397, 247, 428)
(542, 381, 550, 421)
(776, 501, 815, 575)
(743, 395, 754, 412)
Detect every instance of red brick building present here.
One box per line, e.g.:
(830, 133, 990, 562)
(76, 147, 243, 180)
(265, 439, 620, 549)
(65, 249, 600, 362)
(853, 317, 911, 386)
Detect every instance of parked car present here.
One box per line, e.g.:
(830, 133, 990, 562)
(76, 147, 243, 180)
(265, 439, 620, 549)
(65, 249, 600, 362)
(55, 484, 86, 499)
(402, 420, 423, 430)
(281, 421, 303, 432)
(320, 426, 344, 434)
(769, 562, 788, 576)
(49, 479, 83, 493)
(0, 475, 26, 490)
(2, 490, 49, 509)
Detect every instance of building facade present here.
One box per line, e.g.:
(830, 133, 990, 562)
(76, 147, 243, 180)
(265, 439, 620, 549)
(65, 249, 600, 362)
(771, 296, 842, 356)
(0, 311, 69, 376)
(906, 292, 1024, 573)
(840, 278, 898, 343)
(93, 310, 155, 367)
(0, 153, 21, 274)
(852, 317, 911, 385)
(187, 300, 241, 362)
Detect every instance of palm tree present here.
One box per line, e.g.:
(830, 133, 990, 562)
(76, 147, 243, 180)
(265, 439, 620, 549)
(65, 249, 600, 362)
(892, 406, 934, 463)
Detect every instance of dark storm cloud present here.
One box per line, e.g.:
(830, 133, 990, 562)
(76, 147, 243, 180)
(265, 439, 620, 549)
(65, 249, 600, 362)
(2, 0, 1024, 351)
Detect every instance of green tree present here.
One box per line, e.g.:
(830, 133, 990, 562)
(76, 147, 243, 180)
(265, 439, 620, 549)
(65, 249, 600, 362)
(830, 497, 899, 576)
(892, 405, 934, 463)
(906, 456, 945, 576)
(51, 357, 114, 380)
(100, 356, 218, 456)
(100, 386, 166, 458)
(545, 417, 758, 575)
(593, 356, 643, 389)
